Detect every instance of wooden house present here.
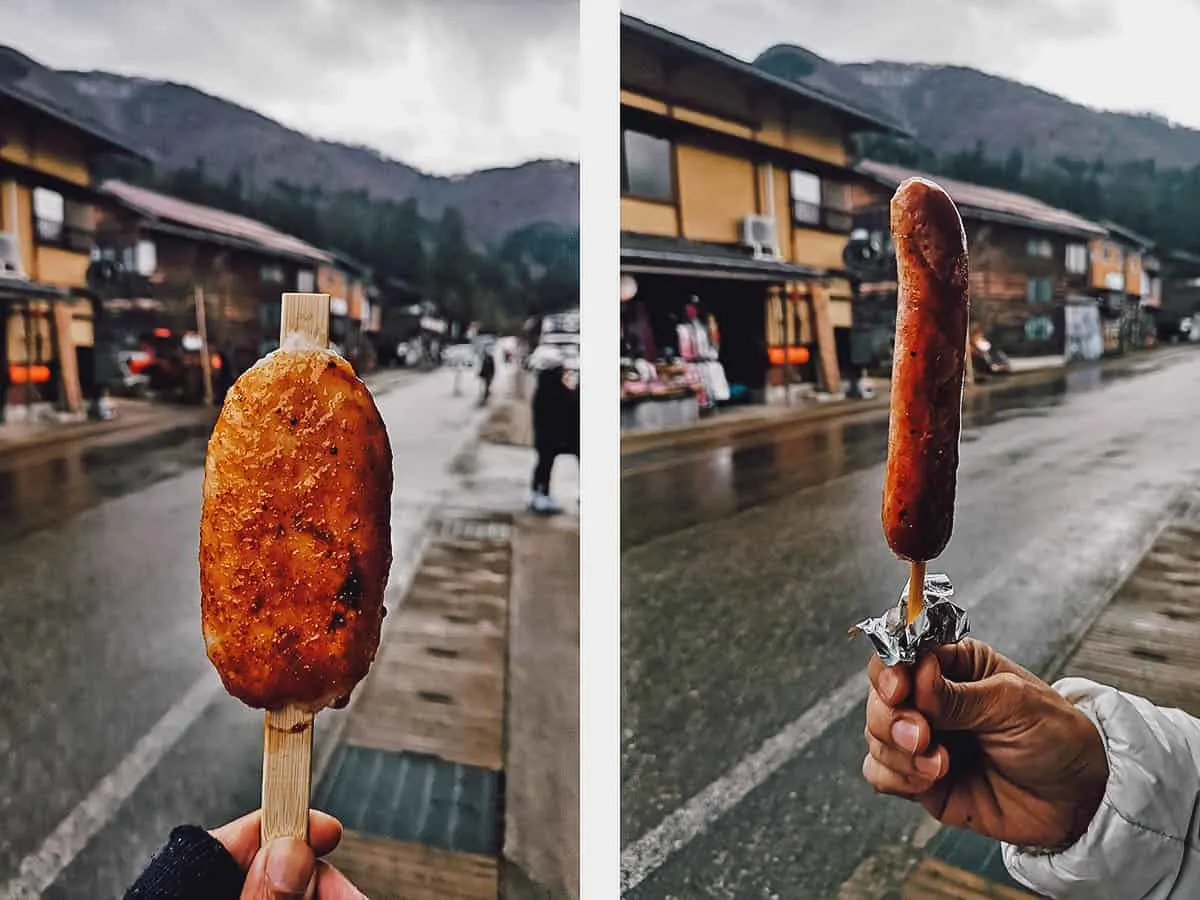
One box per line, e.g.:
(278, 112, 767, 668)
(96, 180, 335, 379)
(852, 161, 1110, 362)
(619, 14, 909, 408)
(0, 73, 145, 420)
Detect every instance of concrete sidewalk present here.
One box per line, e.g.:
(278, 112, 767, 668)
(0, 397, 216, 461)
(313, 363, 579, 898)
(621, 345, 1199, 458)
(0, 365, 414, 462)
(502, 513, 580, 900)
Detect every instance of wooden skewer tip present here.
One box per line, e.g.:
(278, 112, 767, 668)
(906, 560, 927, 626)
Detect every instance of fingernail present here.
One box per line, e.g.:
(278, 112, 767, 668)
(880, 669, 899, 700)
(892, 719, 920, 753)
(265, 837, 315, 897)
(915, 752, 942, 777)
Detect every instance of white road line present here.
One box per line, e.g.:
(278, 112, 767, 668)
(0, 672, 223, 900)
(620, 673, 867, 894)
(619, 486, 1188, 894)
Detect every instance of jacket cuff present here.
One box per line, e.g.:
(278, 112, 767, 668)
(124, 825, 244, 899)
(1001, 678, 1196, 899)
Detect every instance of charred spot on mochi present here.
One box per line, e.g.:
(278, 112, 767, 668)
(327, 359, 337, 369)
(899, 508, 908, 520)
(274, 624, 301, 651)
(336, 555, 364, 611)
(329, 445, 338, 456)
(289, 415, 299, 426)
(328, 609, 347, 632)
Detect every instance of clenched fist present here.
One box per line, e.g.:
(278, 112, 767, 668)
(862, 638, 1109, 850)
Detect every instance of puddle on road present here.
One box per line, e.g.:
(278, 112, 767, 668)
(621, 354, 1190, 550)
(0, 423, 212, 546)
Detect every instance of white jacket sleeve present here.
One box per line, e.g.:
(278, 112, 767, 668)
(1002, 678, 1200, 899)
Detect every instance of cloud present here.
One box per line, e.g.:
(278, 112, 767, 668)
(622, 0, 1118, 73)
(621, 0, 1200, 130)
(4, 0, 578, 174)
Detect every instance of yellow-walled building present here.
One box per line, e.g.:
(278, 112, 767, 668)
(0, 78, 144, 421)
(619, 14, 907, 417)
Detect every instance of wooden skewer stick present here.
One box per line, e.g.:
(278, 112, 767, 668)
(906, 560, 927, 626)
(263, 705, 315, 841)
(261, 291, 331, 844)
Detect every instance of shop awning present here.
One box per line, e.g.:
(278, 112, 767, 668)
(0, 275, 67, 302)
(621, 233, 824, 283)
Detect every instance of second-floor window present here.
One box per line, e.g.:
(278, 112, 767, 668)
(33, 187, 65, 243)
(297, 269, 316, 292)
(790, 170, 852, 233)
(1026, 237, 1053, 258)
(121, 240, 157, 277)
(33, 187, 94, 253)
(1026, 277, 1053, 304)
(1065, 243, 1088, 274)
(790, 171, 821, 226)
(261, 264, 285, 284)
(621, 130, 673, 202)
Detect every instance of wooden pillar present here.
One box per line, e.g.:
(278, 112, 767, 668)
(52, 300, 83, 413)
(810, 282, 842, 395)
(195, 285, 214, 406)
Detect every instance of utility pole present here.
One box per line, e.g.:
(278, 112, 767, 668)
(195, 284, 214, 406)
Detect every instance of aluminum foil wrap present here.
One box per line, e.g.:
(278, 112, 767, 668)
(850, 572, 970, 666)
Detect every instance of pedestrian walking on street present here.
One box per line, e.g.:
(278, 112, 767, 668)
(528, 349, 579, 515)
(862, 637, 1200, 898)
(478, 348, 496, 406)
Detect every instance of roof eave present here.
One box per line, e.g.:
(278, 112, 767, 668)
(960, 205, 1106, 239)
(0, 84, 150, 163)
(855, 165, 1106, 238)
(620, 14, 911, 139)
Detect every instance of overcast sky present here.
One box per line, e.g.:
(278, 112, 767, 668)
(5, 0, 579, 176)
(623, 0, 1200, 131)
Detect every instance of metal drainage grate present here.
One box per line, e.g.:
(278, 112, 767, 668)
(314, 745, 502, 856)
(924, 827, 1031, 892)
(431, 512, 514, 543)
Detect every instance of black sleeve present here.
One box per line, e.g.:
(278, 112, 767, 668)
(124, 825, 244, 899)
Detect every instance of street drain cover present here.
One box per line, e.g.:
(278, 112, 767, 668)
(314, 745, 501, 855)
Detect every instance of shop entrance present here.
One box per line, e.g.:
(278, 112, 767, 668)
(621, 272, 770, 404)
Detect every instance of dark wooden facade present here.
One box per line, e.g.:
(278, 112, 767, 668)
(1160, 250, 1200, 329)
(850, 180, 1103, 361)
(94, 207, 323, 378)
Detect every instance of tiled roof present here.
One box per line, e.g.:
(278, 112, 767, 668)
(857, 159, 1109, 237)
(621, 15, 908, 136)
(0, 47, 146, 160)
(102, 180, 332, 264)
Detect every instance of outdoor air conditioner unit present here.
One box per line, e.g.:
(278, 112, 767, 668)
(740, 214, 780, 259)
(0, 232, 24, 279)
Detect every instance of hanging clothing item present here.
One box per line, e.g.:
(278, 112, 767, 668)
(707, 314, 721, 356)
(707, 361, 731, 402)
(676, 323, 698, 361)
(635, 303, 657, 361)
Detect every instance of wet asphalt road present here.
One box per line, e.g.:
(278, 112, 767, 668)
(620, 346, 1200, 899)
(0, 366, 491, 898)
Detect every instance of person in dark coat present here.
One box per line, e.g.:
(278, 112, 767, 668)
(529, 358, 579, 514)
(478, 349, 496, 405)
